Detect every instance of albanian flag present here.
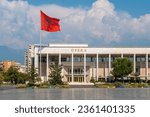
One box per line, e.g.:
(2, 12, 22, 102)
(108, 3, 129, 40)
(41, 10, 60, 32)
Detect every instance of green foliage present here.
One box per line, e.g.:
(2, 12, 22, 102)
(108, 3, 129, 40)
(39, 82, 49, 88)
(0, 74, 4, 85)
(114, 82, 124, 87)
(16, 84, 27, 88)
(111, 57, 133, 81)
(95, 83, 115, 88)
(49, 59, 63, 85)
(36, 77, 42, 83)
(0, 67, 3, 73)
(90, 77, 95, 83)
(28, 66, 38, 85)
(3, 67, 29, 85)
(18, 72, 29, 84)
(4, 66, 19, 84)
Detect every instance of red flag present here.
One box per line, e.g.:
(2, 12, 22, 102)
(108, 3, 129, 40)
(41, 11, 60, 32)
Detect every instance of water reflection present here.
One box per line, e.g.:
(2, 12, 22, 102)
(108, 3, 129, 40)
(0, 88, 150, 100)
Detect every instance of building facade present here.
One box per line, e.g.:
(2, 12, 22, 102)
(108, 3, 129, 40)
(27, 44, 150, 83)
(25, 45, 34, 72)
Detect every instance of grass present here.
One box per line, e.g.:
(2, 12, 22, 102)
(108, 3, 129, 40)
(16, 84, 27, 88)
(95, 82, 150, 88)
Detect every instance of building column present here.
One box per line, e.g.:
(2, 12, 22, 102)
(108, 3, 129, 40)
(34, 47, 39, 74)
(40, 54, 42, 77)
(96, 53, 99, 81)
(71, 53, 74, 83)
(46, 53, 49, 81)
(84, 54, 86, 83)
(133, 54, 136, 73)
(108, 54, 111, 76)
(146, 54, 148, 79)
(121, 53, 123, 58)
(59, 53, 61, 65)
(59, 53, 63, 81)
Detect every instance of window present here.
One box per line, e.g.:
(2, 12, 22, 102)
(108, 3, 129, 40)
(141, 57, 145, 62)
(67, 68, 84, 75)
(61, 57, 67, 62)
(51, 56, 58, 62)
(74, 57, 83, 62)
(86, 57, 91, 62)
(148, 56, 150, 62)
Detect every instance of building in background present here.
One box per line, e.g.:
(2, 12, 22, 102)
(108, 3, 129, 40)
(26, 44, 150, 83)
(0, 60, 26, 73)
(3, 60, 15, 71)
(25, 45, 34, 73)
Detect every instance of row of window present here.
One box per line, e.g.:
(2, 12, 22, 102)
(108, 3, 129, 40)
(68, 68, 84, 75)
(39, 56, 150, 62)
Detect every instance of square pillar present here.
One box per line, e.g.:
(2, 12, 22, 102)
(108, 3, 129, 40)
(84, 54, 86, 83)
(96, 53, 99, 81)
(146, 54, 148, 79)
(46, 53, 49, 81)
(71, 53, 74, 82)
(59, 53, 61, 65)
(134, 54, 136, 73)
(108, 54, 111, 76)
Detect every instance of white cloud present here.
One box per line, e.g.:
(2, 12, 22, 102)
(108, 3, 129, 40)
(0, 0, 150, 49)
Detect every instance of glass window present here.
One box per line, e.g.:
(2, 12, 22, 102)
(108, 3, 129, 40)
(136, 57, 140, 62)
(148, 56, 150, 62)
(128, 57, 133, 61)
(74, 57, 81, 62)
(50, 56, 58, 62)
(61, 57, 67, 62)
(86, 57, 91, 62)
(91, 57, 96, 62)
(98, 57, 102, 62)
(66, 57, 70, 62)
(141, 57, 145, 62)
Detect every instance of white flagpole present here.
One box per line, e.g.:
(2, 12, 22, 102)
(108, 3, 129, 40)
(40, 30, 42, 77)
(39, 32, 41, 78)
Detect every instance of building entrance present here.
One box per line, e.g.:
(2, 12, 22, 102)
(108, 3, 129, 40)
(74, 76, 84, 82)
(67, 76, 84, 82)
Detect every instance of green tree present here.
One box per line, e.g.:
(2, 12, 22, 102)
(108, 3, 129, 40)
(18, 72, 29, 84)
(4, 66, 19, 84)
(111, 57, 133, 81)
(49, 59, 63, 85)
(0, 65, 4, 85)
(36, 76, 42, 83)
(0, 67, 3, 73)
(0, 74, 4, 86)
(28, 66, 38, 86)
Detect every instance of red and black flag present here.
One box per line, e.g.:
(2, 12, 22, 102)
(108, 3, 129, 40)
(41, 10, 60, 32)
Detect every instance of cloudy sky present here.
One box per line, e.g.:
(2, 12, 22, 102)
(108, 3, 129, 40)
(0, 0, 150, 49)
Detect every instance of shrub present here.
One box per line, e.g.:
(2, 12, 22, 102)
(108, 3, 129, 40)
(27, 82, 35, 87)
(114, 82, 123, 87)
(16, 84, 27, 88)
(39, 81, 49, 88)
(90, 77, 95, 83)
(95, 83, 115, 88)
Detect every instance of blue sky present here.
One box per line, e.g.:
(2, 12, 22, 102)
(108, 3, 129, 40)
(0, 0, 150, 49)
(28, 0, 150, 17)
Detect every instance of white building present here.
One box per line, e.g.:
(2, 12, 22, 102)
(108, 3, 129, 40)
(25, 45, 35, 72)
(27, 44, 150, 83)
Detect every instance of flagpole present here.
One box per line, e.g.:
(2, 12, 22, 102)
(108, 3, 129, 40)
(40, 26, 42, 78)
